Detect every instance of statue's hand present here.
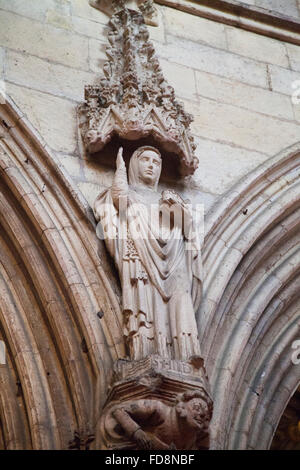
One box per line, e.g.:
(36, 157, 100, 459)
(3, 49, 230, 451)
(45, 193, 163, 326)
(133, 429, 153, 450)
(116, 147, 125, 169)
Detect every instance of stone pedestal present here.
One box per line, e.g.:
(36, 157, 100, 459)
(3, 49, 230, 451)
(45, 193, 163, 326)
(99, 355, 213, 450)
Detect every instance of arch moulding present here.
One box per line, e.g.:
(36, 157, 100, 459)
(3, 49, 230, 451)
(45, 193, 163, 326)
(0, 95, 124, 450)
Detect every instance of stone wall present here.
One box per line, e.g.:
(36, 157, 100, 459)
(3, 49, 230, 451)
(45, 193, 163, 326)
(242, 0, 300, 18)
(0, 0, 300, 213)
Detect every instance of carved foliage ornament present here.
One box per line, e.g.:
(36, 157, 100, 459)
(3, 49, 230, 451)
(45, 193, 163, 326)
(80, 8, 199, 176)
(90, 0, 159, 26)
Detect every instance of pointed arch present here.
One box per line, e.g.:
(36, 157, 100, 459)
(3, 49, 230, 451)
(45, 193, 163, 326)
(200, 142, 300, 449)
(0, 95, 124, 449)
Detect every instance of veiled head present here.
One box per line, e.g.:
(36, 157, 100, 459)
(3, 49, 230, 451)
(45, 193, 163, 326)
(129, 146, 162, 190)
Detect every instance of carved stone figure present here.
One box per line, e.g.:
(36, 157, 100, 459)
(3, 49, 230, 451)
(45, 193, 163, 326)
(100, 389, 213, 450)
(94, 146, 203, 362)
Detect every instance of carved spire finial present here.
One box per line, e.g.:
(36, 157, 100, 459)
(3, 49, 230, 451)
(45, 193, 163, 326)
(80, 8, 198, 177)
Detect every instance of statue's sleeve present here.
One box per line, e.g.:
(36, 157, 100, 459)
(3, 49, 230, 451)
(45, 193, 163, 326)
(94, 189, 121, 267)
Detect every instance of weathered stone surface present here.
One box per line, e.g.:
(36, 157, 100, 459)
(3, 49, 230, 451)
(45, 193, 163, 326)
(163, 6, 226, 48)
(147, 6, 165, 43)
(5, 51, 96, 102)
(99, 356, 212, 450)
(81, 9, 198, 176)
(192, 137, 268, 195)
(287, 43, 300, 72)
(46, 9, 73, 30)
(195, 70, 294, 120)
(90, 0, 160, 27)
(293, 103, 300, 122)
(254, 0, 300, 18)
(226, 26, 289, 67)
(0, 47, 4, 79)
(268, 64, 300, 95)
(71, 15, 107, 38)
(160, 59, 197, 100)
(6, 83, 77, 154)
(183, 97, 300, 155)
(156, 39, 268, 88)
(58, 153, 83, 180)
(0, 10, 89, 70)
(88, 38, 108, 73)
(71, 0, 108, 23)
(77, 181, 103, 207)
(82, 161, 114, 186)
(0, 0, 71, 22)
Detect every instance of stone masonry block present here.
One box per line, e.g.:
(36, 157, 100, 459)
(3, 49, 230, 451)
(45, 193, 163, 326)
(226, 26, 289, 68)
(6, 83, 77, 154)
(163, 6, 226, 49)
(195, 70, 294, 120)
(156, 38, 268, 88)
(0, 10, 89, 70)
(268, 64, 300, 95)
(183, 97, 300, 155)
(5, 50, 97, 102)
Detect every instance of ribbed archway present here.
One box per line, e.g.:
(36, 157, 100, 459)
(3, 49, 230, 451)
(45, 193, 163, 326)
(0, 96, 124, 449)
(0, 95, 299, 450)
(200, 143, 300, 449)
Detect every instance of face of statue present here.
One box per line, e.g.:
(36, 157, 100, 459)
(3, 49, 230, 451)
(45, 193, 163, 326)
(184, 398, 209, 431)
(137, 150, 161, 187)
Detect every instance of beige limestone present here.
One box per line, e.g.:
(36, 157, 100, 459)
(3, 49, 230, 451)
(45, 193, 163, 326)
(58, 153, 83, 181)
(6, 83, 77, 154)
(226, 26, 289, 67)
(71, 15, 107, 38)
(0, 0, 70, 22)
(293, 103, 300, 122)
(94, 146, 203, 366)
(82, 161, 114, 187)
(0, 10, 89, 71)
(268, 64, 300, 95)
(156, 39, 268, 88)
(184, 97, 300, 155)
(0, 0, 300, 452)
(46, 9, 73, 30)
(195, 70, 294, 120)
(163, 5, 226, 48)
(82, 9, 198, 177)
(71, 0, 107, 23)
(5, 50, 96, 102)
(192, 137, 268, 195)
(88, 38, 108, 73)
(287, 43, 300, 72)
(160, 59, 197, 100)
(0, 47, 4, 79)
(147, 7, 165, 43)
(77, 181, 103, 207)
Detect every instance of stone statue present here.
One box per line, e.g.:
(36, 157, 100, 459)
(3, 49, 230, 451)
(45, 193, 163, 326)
(100, 390, 213, 450)
(94, 146, 203, 362)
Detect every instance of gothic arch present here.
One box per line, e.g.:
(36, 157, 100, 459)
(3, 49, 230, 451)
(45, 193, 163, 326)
(200, 142, 300, 449)
(0, 96, 124, 449)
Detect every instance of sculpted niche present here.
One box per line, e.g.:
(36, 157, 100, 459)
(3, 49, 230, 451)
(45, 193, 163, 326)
(81, 5, 213, 450)
(94, 146, 203, 363)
